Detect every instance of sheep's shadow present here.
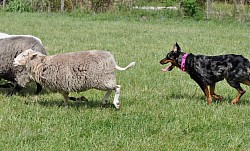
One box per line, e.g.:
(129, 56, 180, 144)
(37, 98, 116, 109)
(0, 82, 46, 96)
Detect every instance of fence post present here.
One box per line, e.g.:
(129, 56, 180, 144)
(233, 0, 238, 18)
(178, 0, 181, 16)
(61, 0, 64, 12)
(3, 0, 6, 8)
(206, 0, 211, 19)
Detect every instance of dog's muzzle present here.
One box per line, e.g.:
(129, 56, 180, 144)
(160, 58, 176, 72)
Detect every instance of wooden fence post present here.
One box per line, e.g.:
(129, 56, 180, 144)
(3, 0, 6, 8)
(61, 0, 64, 12)
(178, 0, 181, 16)
(233, 0, 238, 18)
(206, 0, 211, 19)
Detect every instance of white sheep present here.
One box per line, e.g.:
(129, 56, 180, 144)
(14, 49, 136, 109)
(0, 33, 47, 96)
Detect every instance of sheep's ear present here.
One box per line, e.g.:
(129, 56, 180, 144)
(173, 42, 181, 53)
(29, 53, 38, 60)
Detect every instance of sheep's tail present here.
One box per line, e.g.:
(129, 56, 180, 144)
(247, 61, 250, 81)
(115, 62, 136, 71)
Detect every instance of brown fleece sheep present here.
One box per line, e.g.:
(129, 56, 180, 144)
(14, 49, 135, 109)
(0, 34, 47, 96)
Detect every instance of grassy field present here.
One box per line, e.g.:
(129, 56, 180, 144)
(0, 11, 250, 150)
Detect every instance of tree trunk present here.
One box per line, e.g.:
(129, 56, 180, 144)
(61, 0, 65, 12)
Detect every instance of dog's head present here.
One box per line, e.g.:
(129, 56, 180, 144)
(160, 42, 182, 72)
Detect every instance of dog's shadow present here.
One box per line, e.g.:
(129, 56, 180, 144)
(169, 93, 250, 105)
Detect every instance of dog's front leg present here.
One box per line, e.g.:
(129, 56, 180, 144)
(191, 76, 212, 105)
(204, 85, 212, 105)
(210, 84, 222, 101)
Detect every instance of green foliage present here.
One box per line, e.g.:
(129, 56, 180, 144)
(90, 0, 114, 13)
(181, 0, 204, 20)
(6, 0, 32, 12)
(165, 0, 176, 7)
(0, 11, 250, 151)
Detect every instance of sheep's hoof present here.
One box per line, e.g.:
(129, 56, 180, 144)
(77, 96, 88, 102)
(114, 102, 120, 109)
(69, 97, 77, 101)
(102, 102, 110, 108)
(6, 91, 15, 97)
(69, 96, 88, 102)
(0, 83, 14, 88)
(31, 95, 39, 103)
(64, 104, 69, 108)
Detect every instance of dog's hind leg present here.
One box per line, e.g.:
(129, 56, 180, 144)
(231, 87, 245, 105)
(241, 80, 250, 86)
(210, 84, 222, 101)
(227, 81, 246, 104)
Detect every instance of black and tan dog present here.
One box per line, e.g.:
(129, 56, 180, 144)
(160, 42, 250, 105)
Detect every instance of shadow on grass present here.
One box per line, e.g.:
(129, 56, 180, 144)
(0, 85, 116, 109)
(169, 93, 250, 105)
(0, 88, 11, 96)
(0, 83, 48, 97)
(37, 98, 116, 109)
(222, 96, 250, 105)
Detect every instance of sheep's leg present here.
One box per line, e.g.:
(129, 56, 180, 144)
(0, 83, 14, 88)
(62, 92, 69, 107)
(102, 90, 112, 107)
(69, 96, 88, 102)
(6, 84, 23, 96)
(35, 83, 43, 95)
(113, 85, 121, 109)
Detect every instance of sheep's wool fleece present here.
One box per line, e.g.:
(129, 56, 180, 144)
(29, 50, 117, 92)
(0, 36, 46, 86)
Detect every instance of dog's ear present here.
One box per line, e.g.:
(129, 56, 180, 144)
(173, 42, 181, 52)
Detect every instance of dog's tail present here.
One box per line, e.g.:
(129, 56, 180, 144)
(115, 62, 136, 71)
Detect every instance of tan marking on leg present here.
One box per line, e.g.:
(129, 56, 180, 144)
(231, 90, 245, 105)
(205, 85, 212, 105)
(210, 84, 222, 101)
(241, 80, 250, 86)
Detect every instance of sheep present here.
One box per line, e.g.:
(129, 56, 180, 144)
(13, 49, 136, 109)
(0, 33, 47, 96)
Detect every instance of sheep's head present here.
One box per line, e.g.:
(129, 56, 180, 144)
(13, 49, 46, 67)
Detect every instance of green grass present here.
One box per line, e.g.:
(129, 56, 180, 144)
(0, 12, 250, 150)
(210, 2, 250, 21)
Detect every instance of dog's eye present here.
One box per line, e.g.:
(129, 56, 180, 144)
(167, 53, 172, 58)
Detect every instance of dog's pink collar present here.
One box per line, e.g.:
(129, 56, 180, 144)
(181, 53, 188, 71)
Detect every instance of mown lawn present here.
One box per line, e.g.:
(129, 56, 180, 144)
(0, 12, 250, 150)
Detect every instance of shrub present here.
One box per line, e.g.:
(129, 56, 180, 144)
(6, 0, 32, 12)
(181, 0, 204, 20)
(90, 0, 114, 13)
